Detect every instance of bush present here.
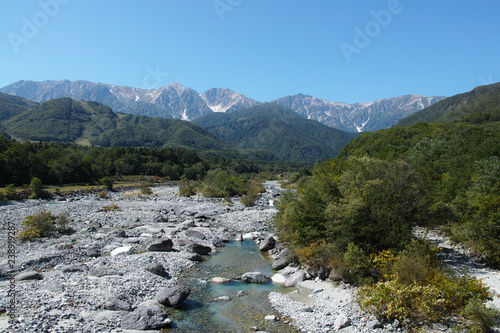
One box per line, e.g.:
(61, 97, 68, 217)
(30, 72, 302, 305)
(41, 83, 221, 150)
(98, 191, 108, 198)
(18, 210, 70, 242)
(241, 194, 257, 207)
(179, 177, 198, 197)
(3, 184, 17, 200)
(103, 203, 120, 212)
(140, 184, 153, 195)
(359, 256, 493, 326)
(100, 176, 114, 190)
(339, 242, 372, 283)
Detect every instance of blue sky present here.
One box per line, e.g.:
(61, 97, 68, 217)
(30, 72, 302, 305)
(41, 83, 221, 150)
(1, 0, 499, 103)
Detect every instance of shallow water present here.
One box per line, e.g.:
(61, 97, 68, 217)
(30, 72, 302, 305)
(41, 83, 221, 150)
(168, 240, 298, 332)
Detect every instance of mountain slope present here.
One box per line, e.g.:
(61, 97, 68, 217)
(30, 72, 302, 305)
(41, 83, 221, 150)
(200, 88, 260, 113)
(0, 92, 39, 122)
(273, 94, 445, 132)
(193, 103, 358, 163)
(2, 98, 234, 151)
(396, 82, 500, 127)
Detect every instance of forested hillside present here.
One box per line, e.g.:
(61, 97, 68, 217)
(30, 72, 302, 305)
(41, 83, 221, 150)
(1, 97, 235, 151)
(193, 103, 358, 163)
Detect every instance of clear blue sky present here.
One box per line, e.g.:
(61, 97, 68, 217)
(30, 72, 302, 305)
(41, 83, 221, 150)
(1, 0, 499, 103)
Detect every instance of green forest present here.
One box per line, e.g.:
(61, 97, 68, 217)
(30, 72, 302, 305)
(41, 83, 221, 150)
(0, 135, 303, 188)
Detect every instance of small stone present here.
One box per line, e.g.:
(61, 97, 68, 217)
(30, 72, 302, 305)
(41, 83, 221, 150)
(105, 297, 132, 311)
(61, 264, 89, 273)
(111, 246, 133, 256)
(211, 277, 231, 284)
(212, 237, 224, 247)
(271, 274, 286, 283)
(366, 319, 383, 329)
(334, 314, 351, 330)
(209, 296, 231, 302)
(85, 248, 101, 258)
(145, 263, 166, 277)
(15, 271, 43, 281)
(264, 315, 278, 321)
(89, 267, 123, 277)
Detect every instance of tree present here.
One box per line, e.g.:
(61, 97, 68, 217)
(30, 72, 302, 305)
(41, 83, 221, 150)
(29, 177, 44, 199)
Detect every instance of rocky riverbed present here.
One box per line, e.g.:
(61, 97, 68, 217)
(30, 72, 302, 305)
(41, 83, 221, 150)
(0, 183, 283, 332)
(1, 182, 498, 333)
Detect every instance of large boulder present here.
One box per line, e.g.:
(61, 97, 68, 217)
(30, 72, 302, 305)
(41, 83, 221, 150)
(147, 237, 173, 252)
(241, 272, 269, 284)
(259, 236, 276, 252)
(156, 285, 190, 308)
(185, 241, 211, 255)
(284, 270, 306, 287)
(272, 248, 290, 270)
(121, 306, 171, 330)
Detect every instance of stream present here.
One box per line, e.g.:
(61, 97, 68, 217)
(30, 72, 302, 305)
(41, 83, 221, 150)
(168, 240, 298, 332)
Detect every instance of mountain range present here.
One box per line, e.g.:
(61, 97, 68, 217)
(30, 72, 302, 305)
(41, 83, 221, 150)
(1, 80, 445, 132)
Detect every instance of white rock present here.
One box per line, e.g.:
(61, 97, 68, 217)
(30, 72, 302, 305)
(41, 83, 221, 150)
(110, 246, 133, 256)
(211, 277, 231, 283)
(271, 274, 286, 283)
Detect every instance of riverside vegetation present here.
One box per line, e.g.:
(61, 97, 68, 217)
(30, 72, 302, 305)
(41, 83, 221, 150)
(274, 83, 500, 331)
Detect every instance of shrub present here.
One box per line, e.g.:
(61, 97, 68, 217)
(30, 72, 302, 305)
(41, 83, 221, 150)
(140, 184, 153, 195)
(359, 263, 493, 326)
(463, 299, 499, 333)
(103, 203, 120, 212)
(18, 210, 70, 242)
(341, 242, 372, 282)
(98, 191, 108, 198)
(99, 176, 114, 190)
(3, 184, 17, 200)
(241, 194, 256, 207)
(392, 240, 439, 285)
(179, 177, 199, 197)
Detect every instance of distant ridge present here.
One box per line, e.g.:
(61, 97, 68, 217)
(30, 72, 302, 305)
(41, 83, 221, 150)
(396, 82, 500, 126)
